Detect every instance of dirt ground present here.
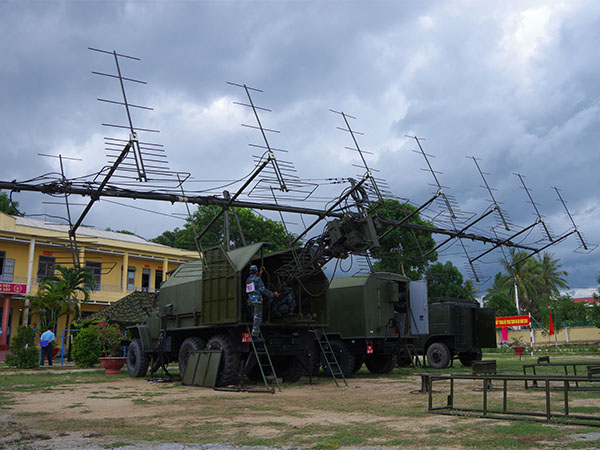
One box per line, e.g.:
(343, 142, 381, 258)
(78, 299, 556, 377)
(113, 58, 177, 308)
(2, 367, 600, 449)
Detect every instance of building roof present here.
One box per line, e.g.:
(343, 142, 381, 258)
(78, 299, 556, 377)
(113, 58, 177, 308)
(0, 212, 198, 260)
(572, 296, 599, 304)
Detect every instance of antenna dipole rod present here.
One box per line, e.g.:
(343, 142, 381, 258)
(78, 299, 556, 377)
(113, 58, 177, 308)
(377, 191, 442, 241)
(469, 156, 510, 231)
(243, 84, 287, 192)
(516, 173, 552, 242)
(412, 136, 456, 219)
(553, 186, 588, 251)
(423, 206, 498, 257)
(340, 111, 383, 201)
(112, 51, 147, 182)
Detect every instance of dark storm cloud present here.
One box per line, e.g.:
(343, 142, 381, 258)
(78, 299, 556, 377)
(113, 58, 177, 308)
(1, 0, 598, 294)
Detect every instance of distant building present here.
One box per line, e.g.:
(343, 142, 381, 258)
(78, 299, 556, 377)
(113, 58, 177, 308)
(0, 212, 198, 354)
(572, 296, 599, 305)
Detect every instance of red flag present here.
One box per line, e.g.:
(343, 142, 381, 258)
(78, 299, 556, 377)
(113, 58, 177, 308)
(549, 313, 555, 336)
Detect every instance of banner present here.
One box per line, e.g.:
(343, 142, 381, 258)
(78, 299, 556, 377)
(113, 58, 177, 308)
(549, 313, 554, 335)
(0, 283, 27, 294)
(495, 315, 530, 327)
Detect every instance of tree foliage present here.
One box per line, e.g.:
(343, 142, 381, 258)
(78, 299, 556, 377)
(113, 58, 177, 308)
(30, 265, 95, 330)
(426, 261, 475, 300)
(483, 250, 568, 319)
(0, 191, 21, 215)
(153, 205, 295, 252)
(370, 200, 437, 280)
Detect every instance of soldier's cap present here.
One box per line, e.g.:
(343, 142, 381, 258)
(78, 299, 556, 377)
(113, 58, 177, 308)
(249, 265, 259, 274)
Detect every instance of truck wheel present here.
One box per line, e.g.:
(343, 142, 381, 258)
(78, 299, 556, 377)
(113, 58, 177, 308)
(274, 356, 304, 383)
(350, 353, 365, 374)
(207, 334, 240, 387)
(321, 340, 355, 377)
(427, 342, 451, 369)
(178, 337, 205, 376)
(127, 339, 149, 378)
(458, 350, 482, 367)
(364, 354, 395, 374)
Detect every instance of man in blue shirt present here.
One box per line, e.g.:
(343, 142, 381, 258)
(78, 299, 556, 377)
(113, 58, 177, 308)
(40, 325, 56, 366)
(246, 265, 277, 338)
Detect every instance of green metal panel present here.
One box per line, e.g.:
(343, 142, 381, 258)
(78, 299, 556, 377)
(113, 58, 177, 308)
(181, 350, 222, 387)
(327, 272, 408, 339)
(227, 243, 265, 272)
(202, 246, 238, 324)
(475, 307, 497, 348)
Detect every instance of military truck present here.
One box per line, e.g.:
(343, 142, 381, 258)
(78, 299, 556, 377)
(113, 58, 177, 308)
(126, 242, 327, 385)
(414, 297, 496, 369)
(323, 272, 429, 375)
(323, 272, 495, 373)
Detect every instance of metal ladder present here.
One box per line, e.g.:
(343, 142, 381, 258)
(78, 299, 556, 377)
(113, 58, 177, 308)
(403, 343, 421, 368)
(313, 329, 348, 387)
(247, 328, 281, 393)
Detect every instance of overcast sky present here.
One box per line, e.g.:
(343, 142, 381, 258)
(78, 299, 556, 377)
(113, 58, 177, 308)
(1, 0, 599, 297)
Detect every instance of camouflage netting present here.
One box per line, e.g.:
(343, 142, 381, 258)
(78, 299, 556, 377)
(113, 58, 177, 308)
(88, 291, 156, 326)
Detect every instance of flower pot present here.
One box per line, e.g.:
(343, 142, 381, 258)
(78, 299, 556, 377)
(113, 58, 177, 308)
(513, 346, 525, 356)
(99, 356, 126, 374)
(51, 347, 60, 359)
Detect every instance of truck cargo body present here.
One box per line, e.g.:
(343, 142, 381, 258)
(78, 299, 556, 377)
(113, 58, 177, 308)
(127, 243, 328, 385)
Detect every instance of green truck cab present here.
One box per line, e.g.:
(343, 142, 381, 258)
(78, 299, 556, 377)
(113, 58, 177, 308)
(127, 242, 328, 385)
(415, 297, 496, 368)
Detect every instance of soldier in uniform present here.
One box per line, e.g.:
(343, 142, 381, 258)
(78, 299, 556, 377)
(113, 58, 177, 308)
(246, 265, 277, 338)
(271, 288, 296, 317)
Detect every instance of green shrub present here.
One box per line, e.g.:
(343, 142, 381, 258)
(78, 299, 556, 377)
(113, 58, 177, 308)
(72, 327, 101, 367)
(5, 327, 40, 369)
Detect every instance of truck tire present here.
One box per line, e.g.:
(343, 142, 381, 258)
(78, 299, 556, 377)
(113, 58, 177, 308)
(427, 342, 451, 369)
(321, 340, 355, 377)
(458, 350, 482, 367)
(364, 354, 395, 374)
(274, 356, 304, 383)
(178, 337, 206, 376)
(350, 353, 365, 375)
(127, 339, 149, 378)
(207, 334, 240, 387)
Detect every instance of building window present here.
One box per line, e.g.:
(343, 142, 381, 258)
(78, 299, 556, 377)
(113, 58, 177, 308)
(154, 270, 163, 292)
(141, 268, 151, 292)
(85, 261, 102, 291)
(37, 255, 56, 282)
(127, 266, 136, 291)
(0, 251, 14, 282)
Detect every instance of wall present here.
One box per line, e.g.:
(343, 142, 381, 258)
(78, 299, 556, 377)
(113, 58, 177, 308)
(497, 326, 600, 347)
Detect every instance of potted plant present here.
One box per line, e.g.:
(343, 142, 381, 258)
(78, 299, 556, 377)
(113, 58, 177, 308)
(96, 321, 126, 374)
(511, 338, 526, 356)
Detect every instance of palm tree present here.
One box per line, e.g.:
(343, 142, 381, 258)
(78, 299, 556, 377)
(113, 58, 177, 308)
(30, 265, 94, 329)
(535, 252, 568, 299)
(498, 248, 541, 315)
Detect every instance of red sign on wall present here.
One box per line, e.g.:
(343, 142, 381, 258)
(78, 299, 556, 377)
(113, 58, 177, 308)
(0, 283, 27, 294)
(495, 315, 530, 328)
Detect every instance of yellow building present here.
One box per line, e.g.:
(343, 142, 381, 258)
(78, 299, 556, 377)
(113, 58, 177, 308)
(0, 212, 198, 355)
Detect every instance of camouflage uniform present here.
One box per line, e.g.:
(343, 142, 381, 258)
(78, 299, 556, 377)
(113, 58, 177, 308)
(246, 272, 273, 337)
(272, 290, 296, 318)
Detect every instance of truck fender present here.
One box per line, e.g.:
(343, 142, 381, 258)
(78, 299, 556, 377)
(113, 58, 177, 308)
(128, 325, 153, 353)
(424, 336, 455, 355)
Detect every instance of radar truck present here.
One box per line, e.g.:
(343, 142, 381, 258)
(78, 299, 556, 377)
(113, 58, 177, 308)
(323, 272, 495, 373)
(126, 242, 328, 386)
